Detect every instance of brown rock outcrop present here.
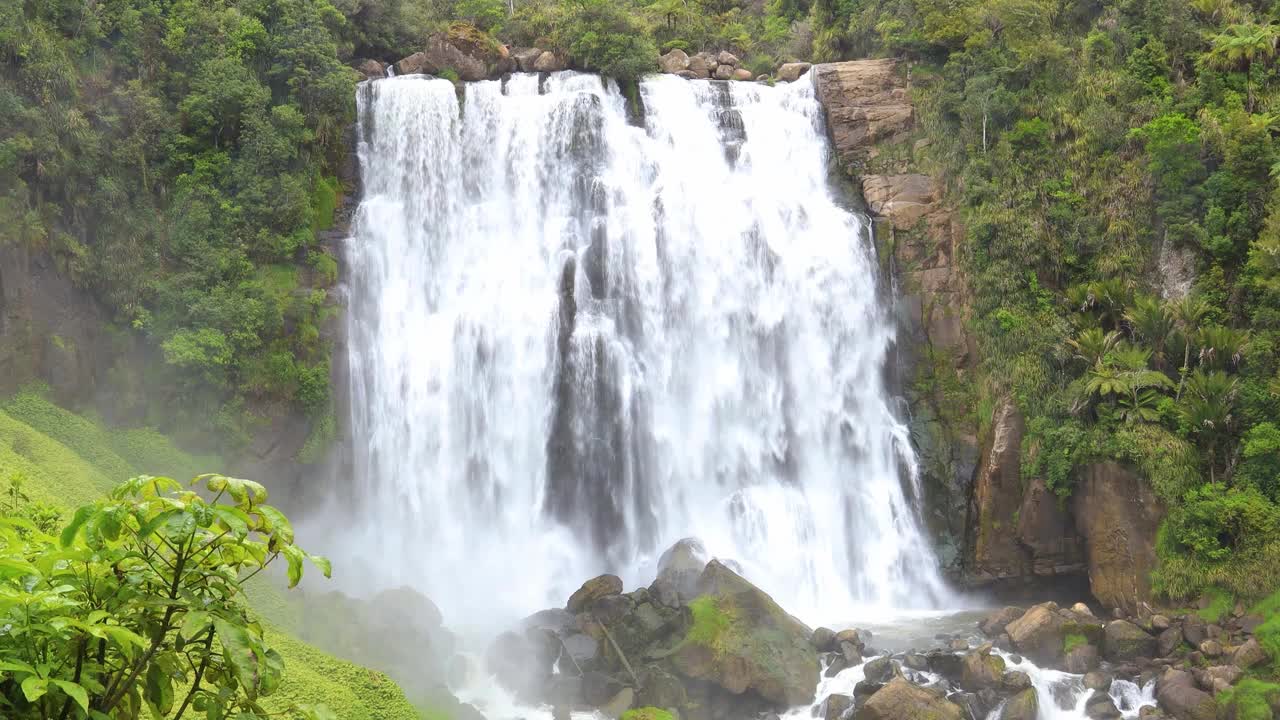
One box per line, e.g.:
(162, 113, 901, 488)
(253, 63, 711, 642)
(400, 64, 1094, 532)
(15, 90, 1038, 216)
(968, 398, 1029, 581)
(1016, 477, 1085, 576)
(813, 59, 913, 171)
(1073, 463, 1164, 615)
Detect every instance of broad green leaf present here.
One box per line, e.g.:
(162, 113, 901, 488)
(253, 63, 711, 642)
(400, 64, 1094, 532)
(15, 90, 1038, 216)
(136, 508, 181, 540)
(182, 610, 212, 640)
(282, 545, 305, 587)
(212, 505, 250, 538)
(51, 679, 89, 713)
(254, 505, 293, 543)
(102, 625, 148, 655)
(0, 557, 39, 578)
(215, 618, 261, 700)
(0, 660, 39, 675)
(145, 659, 175, 715)
(21, 675, 48, 702)
(309, 554, 332, 579)
(60, 506, 96, 548)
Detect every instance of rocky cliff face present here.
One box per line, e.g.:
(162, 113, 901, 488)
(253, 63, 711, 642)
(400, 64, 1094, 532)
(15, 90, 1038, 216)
(0, 244, 124, 407)
(813, 60, 1162, 612)
(814, 59, 977, 575)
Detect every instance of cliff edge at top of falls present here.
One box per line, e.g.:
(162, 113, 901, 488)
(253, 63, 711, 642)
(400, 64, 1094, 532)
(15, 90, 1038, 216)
(810, 59, 1164, 616)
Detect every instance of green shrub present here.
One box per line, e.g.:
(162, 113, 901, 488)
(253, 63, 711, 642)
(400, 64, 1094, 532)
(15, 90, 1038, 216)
(622, 708, 676, 720)
(1164, 483, 1280, 563)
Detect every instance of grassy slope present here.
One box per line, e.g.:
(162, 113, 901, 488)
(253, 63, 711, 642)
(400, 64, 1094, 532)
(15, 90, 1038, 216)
(0, 390, 422, 720)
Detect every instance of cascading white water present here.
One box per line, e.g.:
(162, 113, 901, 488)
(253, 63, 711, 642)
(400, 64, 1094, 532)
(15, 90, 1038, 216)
(337, 70, 949, 629)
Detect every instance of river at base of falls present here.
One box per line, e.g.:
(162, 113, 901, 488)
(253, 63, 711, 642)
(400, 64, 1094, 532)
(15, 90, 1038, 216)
(446, 609, 1157, 720)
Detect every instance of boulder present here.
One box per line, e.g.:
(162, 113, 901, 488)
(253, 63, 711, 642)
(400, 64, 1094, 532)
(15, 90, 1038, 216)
(1072, 463, 1165, 615)
(568, 574, 624, 613)
(357, 59, 386, 80)
(1231, 637, 1267, 669)
(1104, 620, 1156, 662)
(980, 607, 1026, 637)
(656, 538, 708, 602)
(511, 47, 544, 72)
(392, 29, 502, 81)
(840, 641, 863, 666)
(1157, 627, 1183, 657)
(636, 664, 688, 710)
(904, 653, 929, 671)
(599, 686, 633, 718)
(1183, 616, 1206, 646)
(961, 650, 1005, 689)
(1064, 643, 1100, 673)
(713, 64, 735, 80)
(1198, 640, 1222, 658)
(672, 560, 818, 707)
(659, 49, 690, 74)
(862, 657, 896, 684)
(856, 678, 964, 720)
(1085, 693, 1122, 720)
(533, 51, 568, 73)
(819, 693, 854, 720)
(687, 54, 714, 78)
(813, 627, 837, 651)
(1156, 668, 1216, 720)
(777, 62, 812, 82)
(1006, 604, 1066, 664)
(716, 50, 740, 66)
(1084, 672, 1112, 692)
(1002, 671, 1032, 692)
(732, 68, 753, 81)
(1001, 688, 1038, 720)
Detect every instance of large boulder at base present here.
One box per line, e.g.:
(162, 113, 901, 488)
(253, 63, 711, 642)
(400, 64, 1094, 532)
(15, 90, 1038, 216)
(1103, 620, 1156, 662)
(1156, 668, 1216, 720)
(672, 560, 819, 707)
(732, 68, 754, 81)
(1005, 603, 1066, 664)
(533, 50, 569, 72)
(777, 62, 812, 82)
(855, 678, 964, 720)
(1064, 643, 1100, 673)
(961, 650, 1005, 689)
(713, 64, 735, 80)
(656, 538, 709, 603)
(1085, 693, 1122, 720)
(1073, 463, 1165, 615)
(980, 607, 1026, 637)
(659, 49, 690, 73)
(1002, 688, 1038, 720)
(568, 574, 624, 613)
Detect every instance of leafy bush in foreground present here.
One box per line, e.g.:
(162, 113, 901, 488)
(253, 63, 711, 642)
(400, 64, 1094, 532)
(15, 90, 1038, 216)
(0, 474, 330, 720)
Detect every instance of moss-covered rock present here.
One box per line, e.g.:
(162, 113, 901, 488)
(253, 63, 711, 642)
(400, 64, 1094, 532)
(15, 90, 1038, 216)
(672, 560, 819, 707)
(1102, 619, 1156, 661)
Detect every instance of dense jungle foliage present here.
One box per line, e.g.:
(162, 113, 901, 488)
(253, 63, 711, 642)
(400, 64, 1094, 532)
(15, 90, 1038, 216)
(5, 0, 1280, 607)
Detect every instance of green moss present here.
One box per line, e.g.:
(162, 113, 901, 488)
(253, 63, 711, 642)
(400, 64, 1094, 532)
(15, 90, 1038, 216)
(1063, 633, 1088, 653)
(1251, 591, 1280, 675)
(686, 595, 734, 657)
(297, 404, 337, 464)
(1216, 678, 1280, 720)
(260, 628, 422, 720)
(622, 708, 677, 720)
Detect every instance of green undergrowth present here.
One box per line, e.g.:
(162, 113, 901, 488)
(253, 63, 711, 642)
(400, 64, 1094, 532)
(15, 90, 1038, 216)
(0, 392, 425, 720)
(1196, 587, 1236, 623)
(1217, 678, 1280, 720)
(622, 708, 677, 720)
(1251, 589, 1280, 676)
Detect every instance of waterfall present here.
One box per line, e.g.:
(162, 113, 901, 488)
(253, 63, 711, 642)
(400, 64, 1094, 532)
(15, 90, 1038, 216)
(337, 71, 949, 628)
